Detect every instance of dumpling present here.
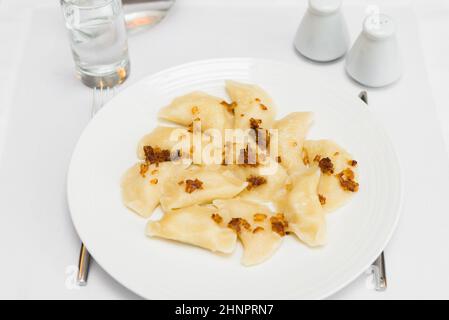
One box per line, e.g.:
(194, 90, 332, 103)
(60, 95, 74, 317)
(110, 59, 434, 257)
(121, 163, 160, 217)
(225, 80, 276, 130)
(213, 199, 284, 266)
(221, 136, 269, 166)
(158, 91, 233, 134)
(138, 126, 223, 166)
(229, 157, 288, 204)
(284, 167, 327, 247)
(137, 126, 191, 160)
(121, 161, 188, 217)
(160, 166, 247, 210)
(303, 140, 359, 213)
(273, 112, 313, 172)
(146, 205, 237, 254)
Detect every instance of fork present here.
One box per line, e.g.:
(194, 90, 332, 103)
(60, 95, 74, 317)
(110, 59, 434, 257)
(77, 85, 117, 286)
(359, 91, 387, 292)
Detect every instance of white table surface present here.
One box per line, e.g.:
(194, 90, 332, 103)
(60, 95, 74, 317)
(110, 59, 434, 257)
(0, 0, 448, 300)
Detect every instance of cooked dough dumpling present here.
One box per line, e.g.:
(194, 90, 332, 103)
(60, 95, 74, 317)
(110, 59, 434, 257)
(160, 166, 247, 210)
(158, 91, 233, 134)
(121, 82, 362, 266)
(285, 167, 327, 247)
(121, 161, 187, 217)
(137, 126, 222, 165)
(230, 157, 288, 204)
(146, 205, 237, 254)
(273, 112, 313, 172)
(137, 126, 192, 160)
(213, 199, 284, 266)
(225, 80, 276, 130)
(303, 140, 359, 213)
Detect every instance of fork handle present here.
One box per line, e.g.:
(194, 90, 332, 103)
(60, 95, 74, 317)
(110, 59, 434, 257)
(77, 243, 91, 286)
(372, 252, 387, 291)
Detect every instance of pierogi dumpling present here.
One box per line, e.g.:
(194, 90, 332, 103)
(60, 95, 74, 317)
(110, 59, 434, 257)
(225, 81, 276, 130)
(137, 126, 190, 160)
(146, 205, 237, 254)
(213, 199, 284, 266)
(158, 91, 233, 134)
(303, 140, 359, 213)
(229, 157, 288, 205)
(274, 112, 313, 172)
(160, 166, 247, 210)
(138, 126, 223, 166)
(121, 82, 361, 266)
(121, 161, 188, 218)
(285, 167, 327, 247)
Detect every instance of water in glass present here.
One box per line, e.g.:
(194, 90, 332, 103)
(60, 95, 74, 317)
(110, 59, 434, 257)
(61, 0, 130, 88)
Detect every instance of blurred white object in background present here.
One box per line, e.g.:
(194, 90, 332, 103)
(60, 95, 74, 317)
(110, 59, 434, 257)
(123, 0, 175, 33)
(345, 14, 402, 88)
(294, 0, 350, 62)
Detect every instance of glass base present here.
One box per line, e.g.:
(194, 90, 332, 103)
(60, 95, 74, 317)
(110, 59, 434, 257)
(76, 59, 130, 89)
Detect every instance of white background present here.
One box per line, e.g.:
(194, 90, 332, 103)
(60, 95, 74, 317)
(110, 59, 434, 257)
(0, 0, 448, 299)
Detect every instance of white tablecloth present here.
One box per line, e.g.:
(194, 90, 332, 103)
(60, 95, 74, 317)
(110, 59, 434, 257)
(0, 0, 448, 300)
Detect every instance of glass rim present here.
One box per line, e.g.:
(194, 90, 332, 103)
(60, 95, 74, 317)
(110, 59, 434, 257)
(60, 0, 116, 9)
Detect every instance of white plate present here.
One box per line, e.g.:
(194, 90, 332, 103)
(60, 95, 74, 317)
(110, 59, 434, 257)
(67, 58, 402, 299)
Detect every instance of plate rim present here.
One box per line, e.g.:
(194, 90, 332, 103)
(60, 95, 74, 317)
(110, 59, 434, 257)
(67, 57, 403, 300)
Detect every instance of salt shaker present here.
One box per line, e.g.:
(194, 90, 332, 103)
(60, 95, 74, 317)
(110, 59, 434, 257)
(345, 14, 402, 87)
(294, 0, 350, 62)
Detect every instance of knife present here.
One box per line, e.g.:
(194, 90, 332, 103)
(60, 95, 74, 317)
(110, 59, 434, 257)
(359, 90, 388, 292)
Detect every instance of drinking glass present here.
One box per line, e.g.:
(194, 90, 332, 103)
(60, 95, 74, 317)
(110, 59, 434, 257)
(60, 0, 130, 88)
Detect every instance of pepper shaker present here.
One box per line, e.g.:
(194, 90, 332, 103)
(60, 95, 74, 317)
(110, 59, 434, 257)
(294, 0, 350, 62)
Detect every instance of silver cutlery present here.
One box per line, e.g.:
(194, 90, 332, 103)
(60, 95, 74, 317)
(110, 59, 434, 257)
(76, 243, 90, 286)
(359, 90, 387, 292)
(77, 86, 117, 286)
(371, 253, 387, 291)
